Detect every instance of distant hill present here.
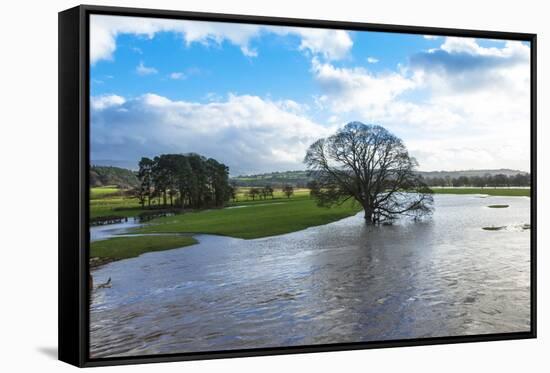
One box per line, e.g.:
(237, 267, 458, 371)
(91, 159, 138, 170)
(231, 169, 529, 187)
(232, 170, 311, 188)
(90, 166, 139, 188)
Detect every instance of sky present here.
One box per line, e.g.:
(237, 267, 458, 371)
(90, 15, 531, 175)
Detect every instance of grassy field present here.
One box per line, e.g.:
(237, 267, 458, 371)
(89, 185, 530, 261)
(90, 185, 121, 199)
(90, 186, 143, 218)
(89, 187, 312, 218)
(430, 188, 530, 197)
(230, 188, 310, 204)
(90, 235, 197, 260)
(134, 193, 362, 239)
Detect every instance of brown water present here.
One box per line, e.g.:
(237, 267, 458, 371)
(89, 194, 531, 358)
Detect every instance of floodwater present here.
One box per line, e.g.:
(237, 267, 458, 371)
(90, 218, 142, 242)
(89, 194, 531, 358)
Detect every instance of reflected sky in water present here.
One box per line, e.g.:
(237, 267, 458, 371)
(90, 194, 531, 358)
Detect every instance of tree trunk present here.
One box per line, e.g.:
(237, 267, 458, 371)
(363, 206, 374, 225)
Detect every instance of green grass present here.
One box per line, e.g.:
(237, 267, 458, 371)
(431, 188, 530, 197)
(90, 186, 144, 218)
(90, 186, 122, 199)
(90, 235, 198, 260)
(89, 186, 312, 218)
(134, 194, 362, 239)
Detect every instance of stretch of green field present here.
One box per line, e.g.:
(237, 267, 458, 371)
(90, 186, 142, 218)
(89, 185, 530, 261)
(134, 193, 362, 239)
(91, 235, 197, 260)
(89, 185, 121, 199)
(90, 185, 530, 219)
(430, 188, 530, 197)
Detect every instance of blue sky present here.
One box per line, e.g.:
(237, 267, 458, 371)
(90, 15, 531, 174)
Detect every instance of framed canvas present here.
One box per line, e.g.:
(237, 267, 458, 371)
(58, 4, 537, 367)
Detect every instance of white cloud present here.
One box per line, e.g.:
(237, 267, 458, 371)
(311, 57, 416, 117)
(136, 61, 157, 75)
(91, 93, 334, 174)
(169, 72, 186, 80)
(290, 28, 353, 60)
(90, 15, 353, 64)
(423, 35, 439, 40)
(309, 37, 531, 171)
(366, 57, 379, 64)
(90, 94, 125, 110)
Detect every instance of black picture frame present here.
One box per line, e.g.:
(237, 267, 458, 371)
(58, 4, 537, 367)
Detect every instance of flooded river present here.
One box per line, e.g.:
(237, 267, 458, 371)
(89, 194, 531, 358)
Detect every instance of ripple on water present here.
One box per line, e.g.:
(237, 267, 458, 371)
(90, 194, 531, 358)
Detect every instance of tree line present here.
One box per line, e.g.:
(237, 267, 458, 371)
(237, 185, 295, 201)
(422, 173, 530, 188)
(135, 153, 232, 209)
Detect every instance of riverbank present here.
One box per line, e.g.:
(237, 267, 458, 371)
(90, 235, 198, 264)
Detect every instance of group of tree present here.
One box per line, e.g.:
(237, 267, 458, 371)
(135, 153, 231, 209)
(231, 171, 310, 188)
(422, 173, 530, 188)
(244, 186, 275, 201)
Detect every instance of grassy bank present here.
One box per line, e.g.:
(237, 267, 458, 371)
(90, 235, 197, 261)
(430, 188, 530, 197)
(134, 193, 362, 239)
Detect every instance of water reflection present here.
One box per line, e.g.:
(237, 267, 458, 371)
(90, 195, 530, 357)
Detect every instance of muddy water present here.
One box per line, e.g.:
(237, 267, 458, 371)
(90, 194, 531, 358)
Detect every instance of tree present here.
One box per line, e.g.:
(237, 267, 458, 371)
(264, 185, 274, 199)
(249, 187, 260, 201)
(307, 180, 319, 198)
(137, 157, 154, 207)
(229, 184, 237, 202)
(282, 185, 294, 199)
(304, 122, 433, 225)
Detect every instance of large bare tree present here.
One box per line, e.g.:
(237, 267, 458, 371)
(305, 122, 433, 224)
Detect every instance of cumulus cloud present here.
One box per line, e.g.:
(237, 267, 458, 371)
(90, 94, 126, 110)
(91, 93, 334, 174)
(310, 57, 416, 117)
(90, 15, 353, 64)
(287, 27, 353, 60)
(309, 37, 531, 171)
(367, 57, 379, 63)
